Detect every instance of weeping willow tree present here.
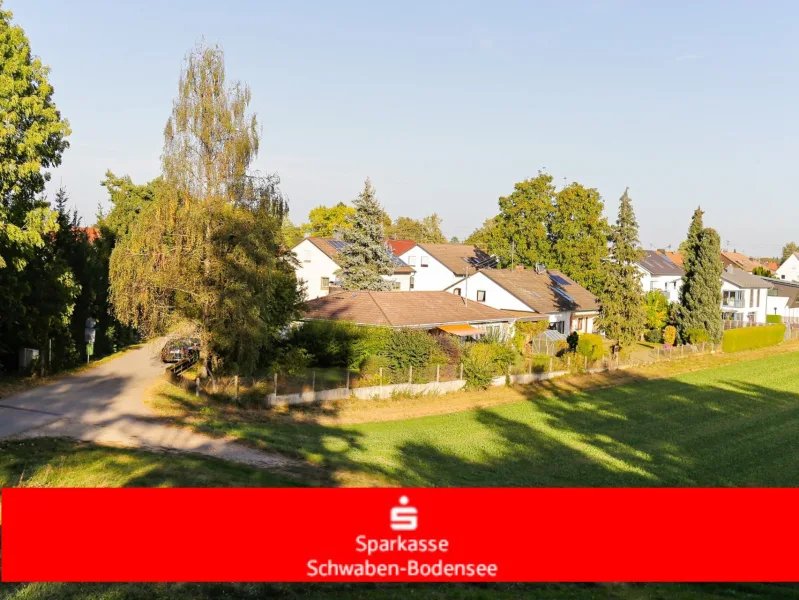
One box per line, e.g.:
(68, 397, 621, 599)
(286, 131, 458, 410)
(110, 41, 302, 376)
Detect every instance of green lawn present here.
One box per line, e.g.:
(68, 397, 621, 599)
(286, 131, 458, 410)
(150, 350, 799, 487)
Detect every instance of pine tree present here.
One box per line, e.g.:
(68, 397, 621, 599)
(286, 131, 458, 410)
(599, 188, 646, 349)
(678, 210, 723, 343)
(338, 179, 395, 291)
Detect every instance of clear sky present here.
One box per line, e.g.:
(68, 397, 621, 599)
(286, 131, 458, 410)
(9, 0, 799, 257)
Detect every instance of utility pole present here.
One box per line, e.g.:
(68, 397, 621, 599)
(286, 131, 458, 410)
(511, 241, 515, 270)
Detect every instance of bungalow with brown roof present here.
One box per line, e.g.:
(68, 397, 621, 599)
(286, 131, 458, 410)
(291, 237, 414, 300)
(445, 267, 601, 335)
(720, 251, 762, 273)
(302, 290, 544, 340)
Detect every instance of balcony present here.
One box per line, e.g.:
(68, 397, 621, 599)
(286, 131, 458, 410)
(722, 296, 744, 308)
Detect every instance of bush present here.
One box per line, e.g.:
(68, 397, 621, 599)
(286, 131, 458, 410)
(512, 320, 550, 354)
(384, 329, 446, 371)
(357, 354, 393, 387)
(434, 334, 462, 365)
(722, 324, 785, 353)
(462, 341, 520, 389)
(566, 331, 579, 351)
(663, 325, 677, 346)
(766, 314, 783, 324)
(684, 328, 709, 344)
(644, 328, 662, 343)
(575, 333, 604, 361)
(274, 347, 312, 377)
(287, 321, 389, 368)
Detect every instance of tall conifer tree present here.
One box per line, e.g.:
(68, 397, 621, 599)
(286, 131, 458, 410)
(599, 188, 646, 349)
(338, 179, 395, 291)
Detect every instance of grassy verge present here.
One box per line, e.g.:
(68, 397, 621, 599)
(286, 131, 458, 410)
(0, 344, 143, 401)
(0, 438, 302, 489)
(146, 345, 799, 488)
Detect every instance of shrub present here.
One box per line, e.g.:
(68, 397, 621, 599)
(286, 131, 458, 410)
(663, 325, 677, 346)
(685, 328, 709, 344)
(566, 331, 579, 351)
(461, 341, 520, 389)
(644, 328, 662, 343)
(384, 329, 446, 371)
(722, 324, 785, 353)
(274, 347, 312, 377)
(766, 314, 783, 324)
(434, 334, 462, 365)
(357, 354, 394, 387)
(554, 340, 570, 357)
(287, 321, 389, 368)
(512, 320, 550, 354)
(575, 333, 604, 361)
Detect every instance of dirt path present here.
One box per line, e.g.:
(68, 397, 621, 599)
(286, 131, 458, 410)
(0, 342, 301, 472)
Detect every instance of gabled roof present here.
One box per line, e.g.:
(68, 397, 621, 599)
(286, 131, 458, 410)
(303, 291, 544, 328)
(721, 251, 762, 273)
(416, 243, 496, 275)
(303, 237, 414, 274)
(637, 250, 684, 276)
(473, 268, 601, 314)
(664, 251, 684, 267)
(386, 239, 417, 256)
(721, 265, 773, 289)
(759, 277, 799, 308)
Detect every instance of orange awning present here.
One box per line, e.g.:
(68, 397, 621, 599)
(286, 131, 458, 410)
(437, 324, 487, 337)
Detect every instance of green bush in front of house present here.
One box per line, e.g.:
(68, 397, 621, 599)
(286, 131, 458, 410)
(722, 324, 785, 353)
(685, 328, 709, 344)
(462, 340, 520, 389)
(766, 314, 783, 324)
(575, 333, 604, 361)
(383, 329, 448, 371)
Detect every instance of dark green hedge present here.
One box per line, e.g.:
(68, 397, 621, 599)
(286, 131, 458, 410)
(766, 314, 783, 324)
(722, 324, 785, 353)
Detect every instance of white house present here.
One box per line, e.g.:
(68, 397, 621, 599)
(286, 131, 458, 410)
(636, 250, 683, 302)
(720, 265, 773, 325)
(394, 243, 496, 291)
(446, 267, 601, 334)
(776, 253, 799, 282)
(761, 277, 799, 322)
(292, 237, 414, 300)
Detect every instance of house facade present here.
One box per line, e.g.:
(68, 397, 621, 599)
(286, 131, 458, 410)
(720, 265, 772, 325)
(292, 237, 414, 300)
(761, 277, 799, 321)
(302, 290, 543, 340)
(445, 267, 600, 334)
(395, 243, 496, 291)
(776, 253, 799, 282)
(636, 250, 684, 302)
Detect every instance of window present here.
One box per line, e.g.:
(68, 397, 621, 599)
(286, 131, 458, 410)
(420, 256, 429, 267)
(320, 277, 330, 290)
(303, 250, 311, 263)
(409, 275, 415, 290)
(577, 317, 584, 331)
(453, 288, 462, 296)
(476, 290, 486, 302)
(392, 280, 401, 290)
(750, 289, 754, 307)
(407, 255, 416, 266)
(757, 289, 761, 307)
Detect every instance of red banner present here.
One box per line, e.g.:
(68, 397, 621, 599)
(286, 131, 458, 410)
(2, 488, 798, 582)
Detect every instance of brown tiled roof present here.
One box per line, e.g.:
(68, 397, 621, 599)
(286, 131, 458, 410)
(386, 239, 417, 256)
(479, 268, 601, 314)
(664, 251, 684, 267)
(303, 291, 545, 328)
(306, 237, 414, 274)
(417, 243, 494, 275)
(721, 265, 773, 289)
(721, 251, 761, 273)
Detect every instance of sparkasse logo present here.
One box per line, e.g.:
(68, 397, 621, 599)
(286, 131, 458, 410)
(390, 495, 417, 531)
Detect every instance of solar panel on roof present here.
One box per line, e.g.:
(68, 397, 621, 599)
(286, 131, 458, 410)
(553, 287, 575, 303)
(328, 240, 347, 250)
(550, 274, 571, 286)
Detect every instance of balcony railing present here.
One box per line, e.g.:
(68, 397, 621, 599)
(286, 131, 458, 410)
(722, 297, 744, 308)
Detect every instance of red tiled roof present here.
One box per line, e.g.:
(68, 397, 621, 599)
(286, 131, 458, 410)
(386, 239, 417, 256)
(721, 251, 761, 273)
(303, 291, 545, 328)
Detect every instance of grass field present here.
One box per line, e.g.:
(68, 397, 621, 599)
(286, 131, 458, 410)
(148, 349, 799, 487)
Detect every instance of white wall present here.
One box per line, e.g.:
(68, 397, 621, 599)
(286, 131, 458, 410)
(766, 293, 799, 320)
(720, 280, 768, 324)
(447, 272, 533, 312)
(398, 245, 461, 291)
(293, 239, 340, 300)
(293, 239, 412, 300)
(637, 266, 682, 303)
(776, 255, 799, 282)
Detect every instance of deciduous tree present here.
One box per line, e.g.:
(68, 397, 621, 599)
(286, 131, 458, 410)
(547, 182, 609, 295)
(387, 213, 446, 243)
(494, 173, 554, 267)
(781, 241, 798, 263)
(304, 202, 355, 237)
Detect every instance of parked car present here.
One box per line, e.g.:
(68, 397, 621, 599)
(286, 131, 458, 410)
(160, 338, 200, 363)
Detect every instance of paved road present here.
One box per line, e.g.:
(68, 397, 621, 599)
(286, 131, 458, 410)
(0, 342, 296, 470)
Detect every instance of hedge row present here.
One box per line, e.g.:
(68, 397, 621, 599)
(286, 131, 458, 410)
(721, 324, 785, 353)
(766, 314, 783, 324)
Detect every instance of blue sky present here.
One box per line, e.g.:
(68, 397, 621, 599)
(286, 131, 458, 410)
(10, 0, 799, 256)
